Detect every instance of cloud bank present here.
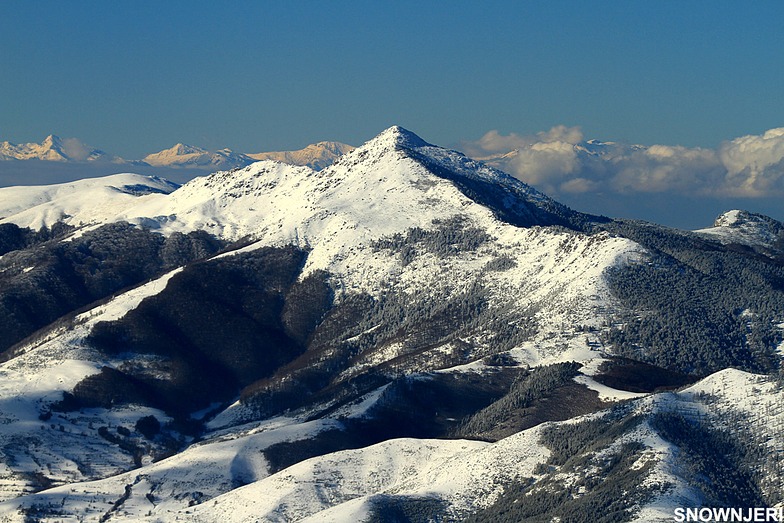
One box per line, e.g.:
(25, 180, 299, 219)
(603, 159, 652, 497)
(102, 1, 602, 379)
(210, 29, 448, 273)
(462, 126, 784, 198)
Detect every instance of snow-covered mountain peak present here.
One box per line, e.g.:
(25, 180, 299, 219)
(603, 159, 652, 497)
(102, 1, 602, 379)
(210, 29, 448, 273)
(324, 126, 538, 208)
(142, 143, 205, 162)
(0, 135, 121, 162)
(142, 143, 254, 169)
(118, 127, 584, 247)
(370, 125, 432, 150)
(310, 140, 353, 153)
(0, 134, 68, 161)
(172, 143, 206, 155)
(37, 134, 69, 161)
(349, 126, 512, 185)
(712, 209, 772, 229)
(697, 209, 784, 250)
(326, 126, 430, 171)
(109, 128, 610, 323)
(41, 134, 63, 149)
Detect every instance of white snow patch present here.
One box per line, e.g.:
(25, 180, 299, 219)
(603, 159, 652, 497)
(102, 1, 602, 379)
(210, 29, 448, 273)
(76, 267, 183, 326)
(573, 374, 649, 402)
(329, 384, 391, 419)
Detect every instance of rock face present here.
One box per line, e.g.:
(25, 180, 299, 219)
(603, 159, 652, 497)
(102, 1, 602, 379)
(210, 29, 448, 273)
(0, 127, 781, 522)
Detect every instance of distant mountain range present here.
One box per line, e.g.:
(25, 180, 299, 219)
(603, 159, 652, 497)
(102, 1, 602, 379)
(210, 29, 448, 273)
(0, 134, 123, 163)
(0, 135, 355, 171)
(246, 141, 355, 170)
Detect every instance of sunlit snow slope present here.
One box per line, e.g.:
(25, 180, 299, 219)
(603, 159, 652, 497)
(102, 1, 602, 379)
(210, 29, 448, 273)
(0, 174, 177, 230)
(0, 127, 781, 522)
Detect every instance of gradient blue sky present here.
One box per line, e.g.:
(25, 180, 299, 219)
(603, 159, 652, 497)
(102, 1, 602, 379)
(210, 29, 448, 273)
(3, 1, 783, 156)
(2, 1, 784, 228)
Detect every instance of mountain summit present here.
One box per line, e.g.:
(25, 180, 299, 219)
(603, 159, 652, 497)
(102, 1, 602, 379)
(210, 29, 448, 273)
(114, 126, 589, 246)
(0, 134, 68, 161)
(0, 127, 782, 522)
(373, 124, 432, 148)
(697, 209, 784, 252)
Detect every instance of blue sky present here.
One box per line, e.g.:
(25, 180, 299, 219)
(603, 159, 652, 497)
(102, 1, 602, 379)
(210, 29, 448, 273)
(2, 1, 784, 227)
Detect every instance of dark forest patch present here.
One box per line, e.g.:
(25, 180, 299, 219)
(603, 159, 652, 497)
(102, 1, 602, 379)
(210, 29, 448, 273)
(58, 246, 333, 417)
(593, 357, 698, 393)
(0, 222, 223, 355)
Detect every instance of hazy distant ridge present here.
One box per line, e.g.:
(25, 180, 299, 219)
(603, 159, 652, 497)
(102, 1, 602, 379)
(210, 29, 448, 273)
(0, 135, 355, 171)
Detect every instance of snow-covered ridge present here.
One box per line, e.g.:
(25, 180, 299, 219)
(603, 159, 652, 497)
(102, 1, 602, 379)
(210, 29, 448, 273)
(0, 126, 781, 521)
(189, 369, 782, 523)
(2, 367, 775, 522)
(0, 126, 567, 236)
(117, 126, 607, 284)
(121, 126, 493, 244)
(696, 209, 784, 249)
(142, 144, 255, 169)
(0, 173, 178, 231)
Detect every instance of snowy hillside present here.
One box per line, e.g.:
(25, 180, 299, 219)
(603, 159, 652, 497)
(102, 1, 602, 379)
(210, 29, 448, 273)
(0, 126, 781, 522)
(696, 209, 784, 251)
(0, 174, 178, 230)
(1, 367, 780, 522)
(0, 268, 185, 504)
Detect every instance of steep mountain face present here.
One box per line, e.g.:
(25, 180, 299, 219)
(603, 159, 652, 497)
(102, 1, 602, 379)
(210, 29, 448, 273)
(0, 127, 781, 522)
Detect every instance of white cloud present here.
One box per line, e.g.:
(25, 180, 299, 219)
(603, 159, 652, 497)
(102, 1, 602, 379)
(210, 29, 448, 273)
(461, 126, 583, 157)
(559, 177, 599, 194)
(502, 141, 580, 194)
(717, 128, 784, 196)
(536, 125, 583, 145)
(462, 130, 529, 157)
(462, 127, 784, 199)
(611, 145, 722, 195)
(61, 138, 93, 161)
